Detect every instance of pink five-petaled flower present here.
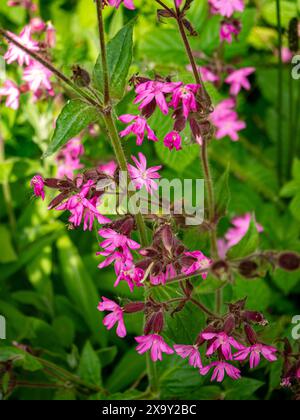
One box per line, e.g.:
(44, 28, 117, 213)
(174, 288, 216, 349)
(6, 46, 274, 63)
(135, 334, 174, 362)
(220, 21, 241, 43)
(169, 84, 200, 119)
(22, 61, 53, 95)
(128, 153, 162, 194)
(56, 180, 110, 231)
(0, 80, 20, 110)
(174, 344, 202, 368)
(108, 0, 135, 10)
(182, 251, 211, 280)
(211, 99, 246, 141)
(209, 0, 244, 18)
(114, 259, 144, 292)
(134, 80, 180, 115)
(200, 361, 241, 382)
(98, 228, 141, 253)
(225, 213, 263, 248)
(119, 114, 158, 146)
(234, 344, 277, 368)
(202, 331, 245, 360)
(30, 175, 45, 200)
(4, 26, 39, 66)
(97, 297, 126, 338)
(225, 67, 255, 96)
(164, 131, 182, 151)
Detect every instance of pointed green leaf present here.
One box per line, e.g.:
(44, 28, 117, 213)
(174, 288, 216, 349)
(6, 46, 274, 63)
(44, 100, 100, 157)
(78, 341, 102, 389)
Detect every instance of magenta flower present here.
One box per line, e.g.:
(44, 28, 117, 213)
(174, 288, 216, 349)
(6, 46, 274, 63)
(211, 99, 246, 141)
(202, 331, 245, 360)
(56, 180, 110, 230)
(225, 213, 263, 248)
(225, 67, 255, 96)
(209, 0, 244, 18)
(56, 138, 84, 179)
(220, 21, 241, 43)
(30, 175, 45, 200)
(108, 0, 135, 10)
(23, 61, 53, 95)
(234, 344, 277, 368)
(182, 251, 211, 279)
(97, 250, 128, 270)
(98, 228, 141, 253)
(164, 131, 182, 151)
(200, 361, 241, 382)
(114, 259, 144, 292)
(175, 0, 183, 7)
(174, 344, 202, 368)
(4, 26, 39, 66)
(199, 67, 220, 83)
(128, 152, 162, 194)
(119, 114, 158, 146)
(98, 160, 118, 177)
(135, 334, 174, 361)
(169, 84, 200, 119)
(216, 118, 246, 141)
(0, 80, 20, 110)
(134, 80, 180, 115)
(98, 297, 126, 338)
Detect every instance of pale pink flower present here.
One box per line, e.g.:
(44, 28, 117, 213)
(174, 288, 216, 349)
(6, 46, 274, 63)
(225, 67, 255, 96)
(128, 152, 162, 194)
(135, 334, 174, 362)
(98, 161, 118, 177)
(211, 99, 246, 141)
(182, 251, 211, 279)
(225, 213, 263, 248)
(114, 259, 144, 292)
(108, 0, 135, 10)
(119, 114, 158, 146)
(4, 26, 39, 66)
(169, 84, 200, 119)
(23, 61, 53, 94)
(211, 98, 237, 122)
(200, 361, 241, 382)
(199, 67, 220, 83)
(30, 18, 46, 33)
(215, 117, 246, 141)
(98, 228, 141, 253)
(7, 0, 36, 11)
(134, 80, 180, 115)
(98, 297, 126, 338)
(209, 0, 244, 18)
(30, 175, 45, 200)
(234, 344, 277, 368)
(56, 138, 84, 179)
(56, 180, 110, 230)
(174, 344, 202, 368)
(202, 331, 245, 360)
(220, 21, 241, 43)
(0, 80, 20, 110)
(164, 131, 182, 151)
(276, 47, 293, 63)
(45, 22, 56, 48)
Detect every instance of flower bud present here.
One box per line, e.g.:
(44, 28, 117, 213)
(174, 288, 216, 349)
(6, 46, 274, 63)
(244, 324, 257, 345)
(161, 225, 174, 253)
(72, 65, 91, 87)
(123, 302, 145, 314)
(152, 311, 164, 334)
(223, 315, 235, 334)
(278, 252, 300, 271)
(211, 260, 229, 280)
(238, 260, 258, 278)
(242, 310, 268, 326)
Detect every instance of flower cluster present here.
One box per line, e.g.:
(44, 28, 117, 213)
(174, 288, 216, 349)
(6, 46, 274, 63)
(208, 0, 244, 43)
(56, 137, 85, 180)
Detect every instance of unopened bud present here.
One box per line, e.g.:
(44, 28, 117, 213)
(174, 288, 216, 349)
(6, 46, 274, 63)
(223, 315, 235, 334)
(123, 302, 145, 314)
(72, 65, 91, 87)
(244, 324, 257, 345)
(152, 311, 164, 333)
(238, 260, 258, 278)
(242, 310, 268, 326)
(161, 225, 174, 253)
(278, 252, 300, 271)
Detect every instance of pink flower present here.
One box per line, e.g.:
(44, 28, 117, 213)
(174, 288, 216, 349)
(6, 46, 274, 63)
(211, 98, 237, 122)
(220, 21, 241, 43)
(7, 0, 37, 11)
(4, 26, 39, 66)
(30, 18, 46, 33)
(200, 361, 241, 382)
(175, 0, 183, 7)
(46, 22, 56, 48)
(98, 228, 141, 253)
(56, 138, 84, 179)
(98, 160, 118, 177)
(0, 80, 20, 110)
(174, 344, 202, 368)
(225, 67, 255, 96)
(108, 0, 135, 10)
(209, 0, 244, 18)
(234, 344, 277, 368)
(169, 84, 200, 119)
(98, 297, 126, 338)
(30, 175, 45, 200)
(97, 250, 128, 270)
(202, 331, 245, 360)
(182, 251, 211, 279)
(164, 131, 182, 151)
(216, 117, 246, 141)
(225, 213, 263, 248)
(135, 334, 174, 361)
(119, 114, 158, 146)
(276, 47, 293, 64)
(211, 99, 246, 141)
(199, 67, 220, 83)
(114, 259, 144, 292)
(56, 180, 110, 230)
(23, 61, 53, 94)
(134, 80, 180, 115)
(128, 152, 162, 194)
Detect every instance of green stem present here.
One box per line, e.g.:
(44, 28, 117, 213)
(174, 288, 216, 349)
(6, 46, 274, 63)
(294, 82, 300, 156)
(95, 0, 110, 105)
(0, 136, 16, 234)
(288, 61, 294, 178)
(276, 0, 284, 186)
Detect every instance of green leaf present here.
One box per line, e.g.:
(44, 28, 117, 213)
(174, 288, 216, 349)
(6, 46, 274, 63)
(290, 193, 300, 222)
(93, 20, 134, 101)
(0, 347, 43, 372)
(52, 316, 75, 348)
(78, 341, 102, 398)
(292, 158, 300, 181)
(261, 1, 297, 28)
(0, 225, 17, 263)
(215, 165, 231, 219)
(56, 235, 106, 346)
(224, 377, 264, 400)
(44, 100, 100, 157)
(227, 217, 260, 259)
(280, 180, 300, 198)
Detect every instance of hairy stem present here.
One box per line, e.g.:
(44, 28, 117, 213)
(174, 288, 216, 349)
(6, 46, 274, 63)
(95, 0, 110, 105)
(276, 0, 284, 186)
(190, 298, 220, 318)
